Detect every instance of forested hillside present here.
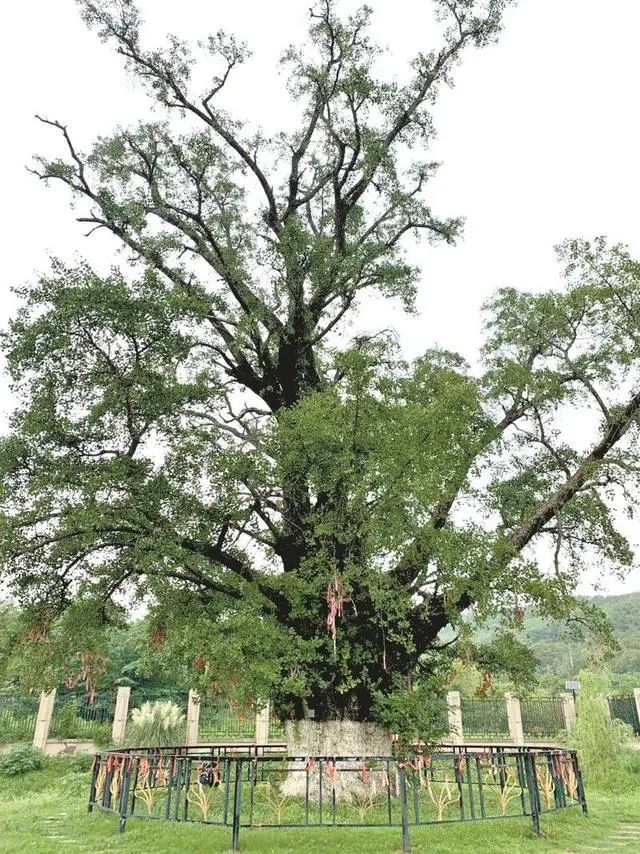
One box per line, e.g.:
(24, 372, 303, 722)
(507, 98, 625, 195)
(520, 592, 640, 692)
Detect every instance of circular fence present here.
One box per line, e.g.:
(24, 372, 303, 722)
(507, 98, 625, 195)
(89, 743, 587, 851)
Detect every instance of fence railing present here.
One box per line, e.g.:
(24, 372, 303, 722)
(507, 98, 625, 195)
(49, 690, 116, 743)
(608, 695, 640, 735)
(199, 701, 256, 742)
(460, 698, 510, 738)
(0, 691, 40, 744)
(521, 697, 566, 738)
(5, 684, 639, 753)
(88, 745, 588, 851)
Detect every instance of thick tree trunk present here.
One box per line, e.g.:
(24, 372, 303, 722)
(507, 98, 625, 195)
(281, 720, 393, 801)
(285, 719, 391, 756)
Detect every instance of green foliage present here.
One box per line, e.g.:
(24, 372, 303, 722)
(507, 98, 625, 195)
(466, 632, 540, 692)
(571, 670, 638, 791)
(0, 603, 20, 683)
(128, 701, 185, 747)
(0, 743, 44, 777)
(372, 680, 448, 748)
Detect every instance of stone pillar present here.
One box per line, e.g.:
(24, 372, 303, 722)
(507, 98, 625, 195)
(447, 691, 463, 745)
(112, 687, 131, 744)
(633, 688, 640, 726)
(255, 701, 271, 744)
(33, 689, 56, 752)
(505, 693, 524, 745)
(186, 690, 200, 745)
(561, 692, 576, 734)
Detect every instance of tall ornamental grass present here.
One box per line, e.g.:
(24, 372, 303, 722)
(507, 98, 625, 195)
(128, 701, 185, 747)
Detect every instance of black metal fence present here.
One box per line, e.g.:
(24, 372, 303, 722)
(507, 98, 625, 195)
(459, 698, 510, 738)
(199, 701, 256, 741)
(521, 697, 566, 738)
(0, 691, 40, 744)
(50, 690, 116, 742)
(89, 744, 587, 851)
(608, 696, 640, 735)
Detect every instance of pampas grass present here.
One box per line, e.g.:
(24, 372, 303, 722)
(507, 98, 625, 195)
(128, 701, 185, 747)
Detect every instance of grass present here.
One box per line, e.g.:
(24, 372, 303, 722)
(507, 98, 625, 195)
(0, 758, 638, 853)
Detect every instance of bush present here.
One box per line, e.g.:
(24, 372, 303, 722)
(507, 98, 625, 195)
(128, 700, 185, 747)
(372, 682, 448, 749)
(65, 753, 94, 773)
(571, 669, 638, 790)
(0, 743, 44, 777)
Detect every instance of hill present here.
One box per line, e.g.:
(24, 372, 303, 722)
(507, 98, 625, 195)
(516, 592, 640, 692)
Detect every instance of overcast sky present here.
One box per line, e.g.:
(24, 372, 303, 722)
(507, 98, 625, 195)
(2, 0, 639, 595)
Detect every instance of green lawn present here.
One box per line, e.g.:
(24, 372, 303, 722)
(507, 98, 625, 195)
(0, 758, 638, 853)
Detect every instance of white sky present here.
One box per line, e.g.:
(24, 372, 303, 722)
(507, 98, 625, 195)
(1, 0, 639, 596)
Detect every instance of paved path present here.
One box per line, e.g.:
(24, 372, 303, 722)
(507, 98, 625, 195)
(577, 823, 640, 851)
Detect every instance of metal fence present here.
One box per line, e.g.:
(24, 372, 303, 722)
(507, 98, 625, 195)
(608, 696, 640, 735)
(50, 690, 116, 742)
(269, 709, 285, 739)
(89, 745, 587, 851)
(460, 698, 510, 738)
(520, 697, 566, 738)
(0, 691, 40, 744)
(199, 701, 256, 742)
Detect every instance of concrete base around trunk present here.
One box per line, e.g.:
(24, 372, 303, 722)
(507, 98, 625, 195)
(285, 720, 391, 757)
(282, 720, 393, 802)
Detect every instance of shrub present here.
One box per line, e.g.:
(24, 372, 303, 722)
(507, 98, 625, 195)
(65, 753, 94, 773)
(571, 669, 637, 790)
(128, 700, 185, 747)
(372, 681, 448, 749)
(0, 743, 44, 777)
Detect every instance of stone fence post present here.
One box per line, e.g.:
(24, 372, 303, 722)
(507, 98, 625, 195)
(505, 692, 524, 745)
(33, 689, 56, 752)
(186, 690, 200, 744)
(634, 689, 640, 726)
(112, 687, 131, 744)
(447, 691, 463, 744)
(255, 701, 271, 744)
(561, 692, 576, 734)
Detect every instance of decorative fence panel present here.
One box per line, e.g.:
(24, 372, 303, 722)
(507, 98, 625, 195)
(520, 697, 566, 738)
(459, 698, 510, 738)
(269, 709, 285, 739)
(89, 745, 588, 851)
(0, 691, 40, 743)
(608, 696, 640, 735)
(199, 700, 256, 741)
(50, 690, 116, 742)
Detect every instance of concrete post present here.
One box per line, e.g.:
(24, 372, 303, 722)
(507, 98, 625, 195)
(33, 689, 56, 752)
(447, 691, 463, 745)
(505, 693, 524, 745)
(186, 690, 200, 745)
(633, 688, 640, 727)
(255, 701, 271, 744)
(561, 692, 576, 734)
(112, 687, 131, 744)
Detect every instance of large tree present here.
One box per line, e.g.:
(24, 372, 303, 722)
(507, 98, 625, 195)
(2, 0, 639, 733)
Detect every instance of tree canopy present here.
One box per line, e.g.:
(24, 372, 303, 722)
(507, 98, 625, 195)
(2, 0, 640, 729)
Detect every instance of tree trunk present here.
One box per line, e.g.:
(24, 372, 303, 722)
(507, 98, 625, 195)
(281, 720, 393, 801)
